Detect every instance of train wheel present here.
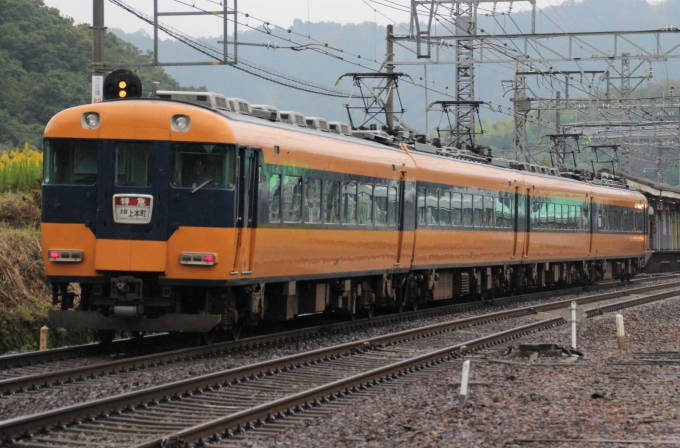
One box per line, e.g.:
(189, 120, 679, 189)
(230, 325, 243, 341)
(96, 330, 115, 345)
(131, 331, 145, 340)
(201, 330, 217, 345)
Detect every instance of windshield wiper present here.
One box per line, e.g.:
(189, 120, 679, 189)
(191, 178, 214, 194)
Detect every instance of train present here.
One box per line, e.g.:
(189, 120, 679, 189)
(42, 70, 648, 342)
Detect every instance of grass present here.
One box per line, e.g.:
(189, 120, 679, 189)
(0, 143, 43, 192)
(0, 193, 90, 352)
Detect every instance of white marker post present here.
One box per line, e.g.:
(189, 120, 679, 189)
(616, 314, 625, 350)
(39, 326, 49, 351)
(459, 360, 471, 407)
(570, 301, 577, 350)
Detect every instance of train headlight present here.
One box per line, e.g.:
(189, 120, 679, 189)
(171, 115, 191, 132)
(81, 112, 100, 129)
(103, 69, 142, 101)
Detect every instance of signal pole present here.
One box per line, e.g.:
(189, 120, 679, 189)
(92, 0, 106, 103)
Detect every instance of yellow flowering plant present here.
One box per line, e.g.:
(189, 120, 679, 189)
(0, 143, 43, 192)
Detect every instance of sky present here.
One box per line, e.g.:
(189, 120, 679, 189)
(43, 0, 668, 39)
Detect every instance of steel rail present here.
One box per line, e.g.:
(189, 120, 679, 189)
(137, 287, 680, 448)
(2, 284, 679, 443)
(2, 278, 677, 396)
(0, 334, 170, 371)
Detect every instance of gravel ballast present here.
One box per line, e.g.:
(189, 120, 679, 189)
(252, 296, 680, 448)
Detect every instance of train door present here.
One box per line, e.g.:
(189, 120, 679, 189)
(395, 171, 406, 266)
(95, 140, 169, 272)
(523, 187, 532, 257)
(232, 146, 260, 275)
(512, 185, 525, 259)
(588, 196, 594, 256)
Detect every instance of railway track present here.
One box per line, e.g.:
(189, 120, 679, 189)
(2, 281, 679, 447)
(2, 274, 667, 373)
(0, 275, 676, 398)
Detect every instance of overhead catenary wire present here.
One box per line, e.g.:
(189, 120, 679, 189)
(109, 0, 357, 97)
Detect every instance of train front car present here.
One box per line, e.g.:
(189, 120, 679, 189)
(42, 96, 248, 340)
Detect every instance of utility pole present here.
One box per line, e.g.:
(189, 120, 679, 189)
(92, 0, 106, 103)
(386, 24, 394, 132)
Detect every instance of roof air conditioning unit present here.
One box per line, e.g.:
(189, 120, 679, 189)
(328, 121, 352, 136)
(490, 158, 511, 168)
(227, 98, 252, 115)
(280, 111, 307, 127)
(154, 90, 230, 111)
(305, 117, 330, 132)
(251, 104, 281, 122)
(351, 130, 393, 145)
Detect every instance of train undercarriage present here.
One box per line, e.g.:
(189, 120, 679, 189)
(49, 257, 644, 343)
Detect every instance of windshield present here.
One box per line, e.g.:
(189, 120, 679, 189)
(171, 143, 235, 190)
(43, 139, 98, 185)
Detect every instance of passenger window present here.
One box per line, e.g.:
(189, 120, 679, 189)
(484, 196, 494, 227)
(635, 211, 643, 232)
(495, 197, 504, 228)
(548, 203, 555, 230)
(375, 185, 388, 225)
(452, 193, 462, 226)
(612, 209, 620, 232)
(283, 175, 302, 223)
(439, 191, 451, 225)
(463, 194, 473, 227)
(342, 182, 357, 224)
(555, 204, 563, 230)
(418, 187, 427, 226)
(269, 174, 281, 223)
(388, 187, 398, 226)
(582, 204, 589, 230)
(473, 195, 483, 227)
(575, 206, 582, 230)
(323, 180, 340, 224)
(305, 178, 321, 223)
(531, 201, 540, 228)
(358, 184, 373, 225)
(503, 196, 513, 228)
(629, 210, 635, 232)
(427, 189, 439, 225)
(539, 202, 547, 230)
(622, 210, 629, 232)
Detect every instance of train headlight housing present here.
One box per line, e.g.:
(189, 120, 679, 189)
(81, 112, 100, 129)
(171, 115, 191, 132)
(103, 69, 142, 100)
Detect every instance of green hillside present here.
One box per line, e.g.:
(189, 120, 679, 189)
(0, 0, 200, 150)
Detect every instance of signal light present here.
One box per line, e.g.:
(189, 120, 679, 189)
(103, 69, 142, 101)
